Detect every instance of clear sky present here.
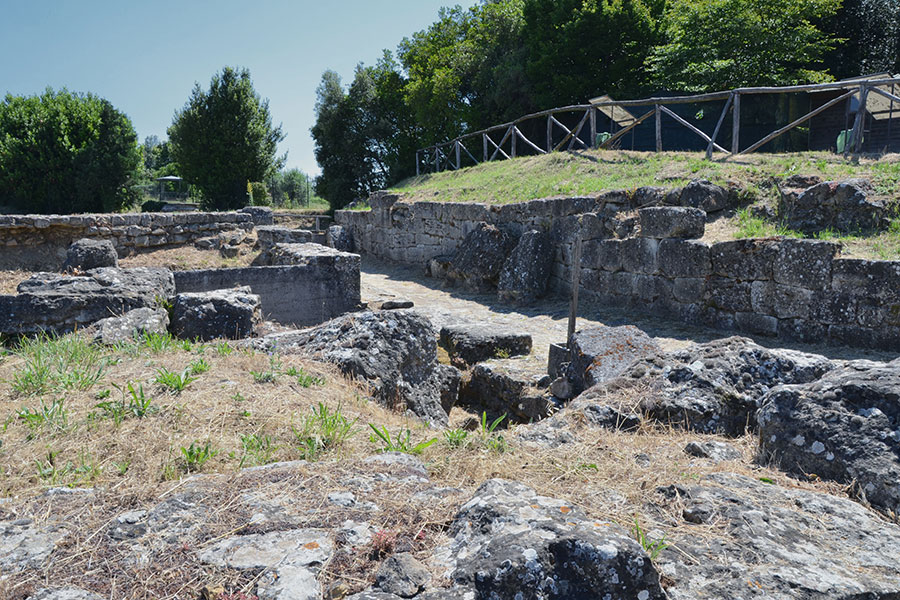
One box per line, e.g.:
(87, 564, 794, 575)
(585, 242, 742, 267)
(0, 0, 479, 176)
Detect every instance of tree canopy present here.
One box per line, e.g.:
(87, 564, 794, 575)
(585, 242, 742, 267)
(311, 0, 898, 209)
(168, 66, 285, 211)
(0, 88, 141, 214)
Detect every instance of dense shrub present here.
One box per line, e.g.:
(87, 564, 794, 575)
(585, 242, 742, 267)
(0, 88, 142, 214)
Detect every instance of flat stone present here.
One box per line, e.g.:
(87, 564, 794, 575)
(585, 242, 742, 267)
(569, 325, 661, 392)
(639, 206, 706, 239)
(375, 553, 431, 597)
(171, 286, 261, 341)
(683, 440, 742, 462)
(439, 323, 533, 366)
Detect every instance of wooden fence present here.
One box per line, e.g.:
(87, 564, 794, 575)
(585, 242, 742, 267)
(416, 76, 900, 174)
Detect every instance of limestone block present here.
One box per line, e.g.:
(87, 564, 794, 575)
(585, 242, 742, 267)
(658, 239, 710, 278)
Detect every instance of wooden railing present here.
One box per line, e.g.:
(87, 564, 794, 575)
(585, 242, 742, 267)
(416, 76, 900, 174)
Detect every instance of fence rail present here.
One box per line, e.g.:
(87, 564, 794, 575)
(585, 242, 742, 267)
(416, 76, 900, 174)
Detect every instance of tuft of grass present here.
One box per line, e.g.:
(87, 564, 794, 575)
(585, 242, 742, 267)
(285, 365, 325, 387)
(368, 424, 437, 455)
(189, 357, 211, 375)
(155, 367, 198, 394)
(238, 432, 278, 467)
(10, 333, 107, 396)
(17, 398, 68, 437)
(292, 402, 358, 460)
(632, 517, 670, 561)
(733, 208, 802, 239)
(180, 440, 218, 473)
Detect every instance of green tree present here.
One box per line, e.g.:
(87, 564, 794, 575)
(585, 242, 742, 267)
(267, 168, 311, 207)
(647, 0, 841, 92)
(522, 0, 664, 105)
(822, 0, 900, 79)
(168, 67, 285, 211)
(0, 88, 141, 214)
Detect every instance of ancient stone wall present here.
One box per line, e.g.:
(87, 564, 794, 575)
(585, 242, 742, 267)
(336, 190, 900, 350)
(173, 245, 360, 327)
(0, 210, 260, 270)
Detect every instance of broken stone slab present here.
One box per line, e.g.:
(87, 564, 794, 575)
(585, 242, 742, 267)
(89, 307, 169, 345)
(445, 223, 518, 291)
(0, 518, 67, 572)
(457, 358, 550, 424)
(327, 224, 355, 252)
(569, 325, 661, 392)
(568, 336, 834, 436)
(639, 206, 706, 239)
(670, 179, 731, 213)
(62, 238, 118, 271)
(238, 205, 274, 226)
(375, 552, 432, 598)
(683, 440, 742, 462)
(497, 229, 553, 304)
(657, 473, 900, 599)
(779, 178, 892, 235)
(0, 267, 174, 336)
(200, 528, 332, 600)
(759, 359, 900, 516)
(439, 323, 532, 367)
(170, 286, 261, 341)
(433, 479, 667, 600)
(253, 310, 450, 425)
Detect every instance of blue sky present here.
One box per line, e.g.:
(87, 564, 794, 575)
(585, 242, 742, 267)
(0, 0, 479, 175)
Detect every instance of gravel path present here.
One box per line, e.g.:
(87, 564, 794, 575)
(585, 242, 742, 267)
(360, 256, 897, 366)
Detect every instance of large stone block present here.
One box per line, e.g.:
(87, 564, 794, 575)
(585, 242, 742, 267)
(439, 324, 532, 366)
(171, 287, 261, 341)
(639, 206, 706, 239)
(620, 237, 659, 274)
(705, 277, 751, 312)
(710, 239, 779, 280)
(445, 223, 518, 291)
(673, 277, 706, 303)
(497, 230, 553, 304)
(773, 239, 838, 291)
(832, 258, 900, 301)
(773, 284, 815, 319)
(658, 239, 711, 278)
(62, 238, 119, 271)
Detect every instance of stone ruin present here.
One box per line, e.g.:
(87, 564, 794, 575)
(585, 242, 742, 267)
(3, 179, 900, 600)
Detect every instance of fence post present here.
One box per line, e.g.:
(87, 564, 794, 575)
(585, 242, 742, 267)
(415, 150, 420, 176)
(853, 84, 869, 155)
(589, 107, 597, 148)
(511, 125, 517, 158)
(567, 221, 583, 349)
(434, 147, 440, 172)
(455, 140, 461, 170)
(655, 105, 662, 152)
(547, 115, 553, 152)
(483, 134, 488, 162)
(732, 92, 741, 154)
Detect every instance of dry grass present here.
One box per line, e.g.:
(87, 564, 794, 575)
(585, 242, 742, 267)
(0, 332, 857, 599)
(0, 270, 29, 295)
(119, 245, 261, 271)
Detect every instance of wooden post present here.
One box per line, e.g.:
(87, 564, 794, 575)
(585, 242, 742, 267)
(510, 125, 517, 158)
(655, 105, 662, 152)
(890, 84, 896, 152)
(732, 92, 741, 154)
(483, 133, 488, 162)
(706, 93, 734, 159)
(567, 224, 583, 350)
(589, 107, 597, 148)
(853, 85, 869, 155)
(415, 150, 420, 176)
(547, 115, 553, 152)
(434, 147, 439, 172)
(455, 140, 461, 170)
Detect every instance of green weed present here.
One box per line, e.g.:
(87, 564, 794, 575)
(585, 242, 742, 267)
(180, 441, 218, 472)
(443, 428, 469, 448)
(215, 341, 234, 356)
(293, 403, 358, 460)
(368, 424, 436, 455)
(239, 432, 278, 467)
(10, 333, 107, 395)
(285, 366, 325, 387)
(251, 355, 281, 384)
(155, 367, 197, 393)
(632, 518, 670, 561)
(18, 398, 68, 436)
(188, 357, 211, 375)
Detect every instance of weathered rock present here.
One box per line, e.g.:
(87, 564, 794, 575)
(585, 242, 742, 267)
(327, 224, 355, 252)
(0, 267, 174, 336)
(433, 479, 667, 600)
(780, 178, 892, 235)
(673, 180, 730, 213)
(458, 359, 549, 423)
(575, 337, 834, 435)
(62, 238, 118, 271)
(375, 553, 431, 597)
(759, 360, 900, 516)
(200, 528, 332, 600)
(0, 518, 66, 572)
(683, 440, 742, 462)
(170, 286, 261, 341)
(27, 589, 104, 600)
(89, 307, 169, 345)
(657, 473, 900, 599)
(639, 207, 706, 239)
(239, 205, 274, 225)
(439, 323, 532, 367)
(445, 223, 518, 290)
(710, 239, 780, 280)
(255, 311, 450, 425)
(570, 325, 661, 392)
(497, 230, 553, 303)
(425, 255, 453, 280)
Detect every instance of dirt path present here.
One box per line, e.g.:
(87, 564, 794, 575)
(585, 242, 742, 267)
(360, 256, 897, 366)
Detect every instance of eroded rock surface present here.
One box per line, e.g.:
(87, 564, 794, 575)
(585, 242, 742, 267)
(254, 310, 450, 425)
(89, 307, 169, 345)
(759, 359, 900, 516)
(497, 229, 553, 304)
(569, 325, 661, 392)
(439, 323, 532, 367)
(62, 238, 118, 272)
(780, 178, 893, 235)
(433, 479, 667, 600)
(445, 223, 518, 291)
(657, 473, 900, 599)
